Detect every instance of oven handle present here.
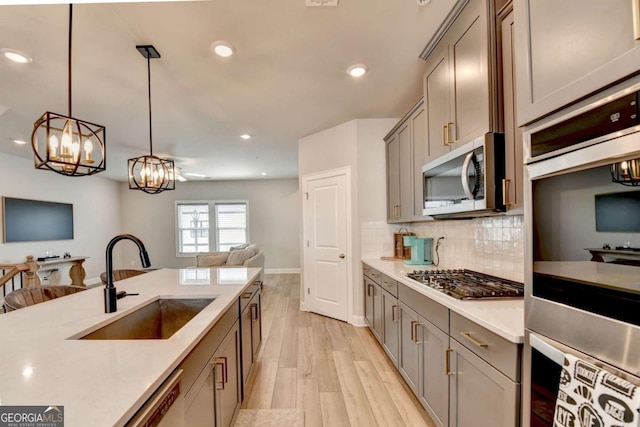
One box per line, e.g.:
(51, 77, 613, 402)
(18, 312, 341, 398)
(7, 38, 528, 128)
(460, 151, 476, 201)
(530, 333, 565, 365)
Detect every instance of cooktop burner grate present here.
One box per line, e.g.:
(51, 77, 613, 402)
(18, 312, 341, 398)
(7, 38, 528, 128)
(406, 269, 524, 300)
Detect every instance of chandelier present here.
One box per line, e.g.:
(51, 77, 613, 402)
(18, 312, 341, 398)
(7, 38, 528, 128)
(31, 4, 106, 177)
(128, 45, 175, 194)
(611, 158, 640, 186)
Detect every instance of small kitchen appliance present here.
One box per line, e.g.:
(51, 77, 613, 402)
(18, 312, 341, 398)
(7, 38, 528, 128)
(393, 229, 414, 259)
(402, 236, 433, 265)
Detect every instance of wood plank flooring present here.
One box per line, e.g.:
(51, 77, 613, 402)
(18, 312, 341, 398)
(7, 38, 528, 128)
(242, 273, 436, 427)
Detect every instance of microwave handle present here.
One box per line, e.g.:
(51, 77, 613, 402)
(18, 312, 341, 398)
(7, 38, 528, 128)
(530, 333, 565, 365)
(461, 151, 476, 200)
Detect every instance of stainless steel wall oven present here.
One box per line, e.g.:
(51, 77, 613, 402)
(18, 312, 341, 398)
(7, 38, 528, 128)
(523, 77, 640, 427)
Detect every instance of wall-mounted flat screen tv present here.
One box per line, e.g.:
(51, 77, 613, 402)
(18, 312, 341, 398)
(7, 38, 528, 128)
(2, 197, 74, 242)
(595, 190, 640, 232)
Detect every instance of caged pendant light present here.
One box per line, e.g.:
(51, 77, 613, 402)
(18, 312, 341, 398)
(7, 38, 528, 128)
(31, 4, 106, 177)
(128, 45, 175, 194)
(611, 158, 640, 186)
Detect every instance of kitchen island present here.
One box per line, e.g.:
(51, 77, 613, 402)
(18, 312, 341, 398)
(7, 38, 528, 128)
(0, 267, 261, 427)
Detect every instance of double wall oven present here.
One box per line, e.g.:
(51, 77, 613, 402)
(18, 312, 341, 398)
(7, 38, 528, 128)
(523, 77, 640, 427)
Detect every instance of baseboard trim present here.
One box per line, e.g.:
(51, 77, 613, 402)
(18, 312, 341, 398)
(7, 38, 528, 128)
(350, 315, 368, 327)
(265, 268, 300, 274)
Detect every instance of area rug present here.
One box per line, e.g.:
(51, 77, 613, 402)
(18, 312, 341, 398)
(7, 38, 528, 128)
(233, 409, 305, 427)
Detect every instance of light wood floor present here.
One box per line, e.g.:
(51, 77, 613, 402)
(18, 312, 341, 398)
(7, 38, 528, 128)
(242, 273, 436, 427)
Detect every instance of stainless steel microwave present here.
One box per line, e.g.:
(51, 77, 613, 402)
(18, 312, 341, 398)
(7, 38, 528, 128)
(421, 133, 506, 218)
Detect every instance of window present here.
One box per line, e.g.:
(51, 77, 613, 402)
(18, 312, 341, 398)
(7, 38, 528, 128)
(215, 202, 248, 251)
(176, 203, 210, 254)
(176, 200, 249, 255)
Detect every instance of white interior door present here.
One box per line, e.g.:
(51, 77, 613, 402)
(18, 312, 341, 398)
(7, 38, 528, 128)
(303, 170, 349, 322)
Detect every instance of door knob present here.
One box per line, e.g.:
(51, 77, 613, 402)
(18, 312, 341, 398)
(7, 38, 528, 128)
(339, 253, 345, 259)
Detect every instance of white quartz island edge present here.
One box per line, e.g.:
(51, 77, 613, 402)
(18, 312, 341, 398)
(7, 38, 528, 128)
(362, 258, 524, 344)
(0, 267, 261, 427)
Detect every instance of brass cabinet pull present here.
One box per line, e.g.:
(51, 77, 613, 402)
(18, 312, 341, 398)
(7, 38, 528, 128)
(502, 178, 512, 206)
(214, 358, 226, 390)
(241, 292, 253, 299)
(634, 0, 640, 40)
(442, 124, 449, 146)
(445, 348, 454, 376)
(446, 122, 454, 145)
(250, 303, 258, 321)
(392, 304, 398, 322)
(410, 320, 417, 342)
(460, 331, 489, 348)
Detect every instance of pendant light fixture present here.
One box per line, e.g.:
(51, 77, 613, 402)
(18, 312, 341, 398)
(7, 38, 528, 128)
(128, 45, 175, 194)
(611, 158, 640, 186)
(31, 4, 106, 177)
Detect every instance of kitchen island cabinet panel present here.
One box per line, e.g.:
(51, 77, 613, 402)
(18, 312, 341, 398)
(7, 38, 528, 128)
(515, 0, 640, 125)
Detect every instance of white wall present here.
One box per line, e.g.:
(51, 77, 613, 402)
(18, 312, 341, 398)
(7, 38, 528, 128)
(298, 118, 398, 324)
(0, 153, 122, 284)
(118, 178, 300, 272)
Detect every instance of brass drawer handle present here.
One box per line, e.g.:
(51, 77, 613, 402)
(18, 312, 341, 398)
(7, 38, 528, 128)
(241, 292, 253, 299)
(460, 331, 489, 348)
(634, 0, 640, 40)
(502, 179, 512, 206)
(445, 348, 454, 376)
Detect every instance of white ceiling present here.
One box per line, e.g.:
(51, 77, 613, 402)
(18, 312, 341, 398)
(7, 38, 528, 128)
(0, 0, 456, 182)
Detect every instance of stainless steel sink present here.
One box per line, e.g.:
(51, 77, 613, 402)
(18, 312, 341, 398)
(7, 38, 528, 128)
(79, 298, 216, 340)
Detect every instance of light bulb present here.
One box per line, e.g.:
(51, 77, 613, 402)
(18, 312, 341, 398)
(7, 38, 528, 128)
(84, 139, 93, 163)
(71, 141, 80, 162)
(621, 161, 629, 170)
(49, 135, 59, 158)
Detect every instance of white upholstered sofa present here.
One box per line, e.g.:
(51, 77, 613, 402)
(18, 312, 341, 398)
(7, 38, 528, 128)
(195, 244, 264, 279)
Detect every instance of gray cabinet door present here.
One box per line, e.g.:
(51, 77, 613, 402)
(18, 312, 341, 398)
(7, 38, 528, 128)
(250, 291, 262, 361)
(398, 121, 413, 222)
(372, 283, 383, 342)
(214, 322, 241, 427)
(515, 0, 640, 125)
(448, 0, 490, 148)
(381, 288, 399, 367)
(424, 43, 452, 163)
(398, 302, 420, 394)
(386, 133, 400, 222)
(184, 366, 215, 427)
(364, 276, 375, 329)
(500, 6, 523, 213)
(411, 106, 427, 219)
(240, 302, 253, 392)
(448, 339, 519, 427)
(419, 319, 449, 427)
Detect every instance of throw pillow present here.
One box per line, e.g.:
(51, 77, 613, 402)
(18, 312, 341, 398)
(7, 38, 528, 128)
(246, 244, 259, 256)
(226, 249, 254, 266)
(196, 252, 229, 267)
(230, 243, 250, 251)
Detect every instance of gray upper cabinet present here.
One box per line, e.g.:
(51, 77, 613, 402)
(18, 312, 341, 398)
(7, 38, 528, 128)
(385, 99, 424, 223)
(424, 0, 491, 162)
(514, 0, 640, 125)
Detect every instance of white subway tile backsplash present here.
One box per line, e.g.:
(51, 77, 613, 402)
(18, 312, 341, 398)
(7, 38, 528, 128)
(360, 215, 525, 283)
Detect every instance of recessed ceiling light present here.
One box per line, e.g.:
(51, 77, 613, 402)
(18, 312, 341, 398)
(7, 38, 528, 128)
(211, 41, 235, 58)
(13, 139, 27, 145)
(183, 172, 206, 178)
(1, 48, 32, 64)
(347, 64, 368, 78)
(260, 172, 268, 176)
(240, 134, 251, 140)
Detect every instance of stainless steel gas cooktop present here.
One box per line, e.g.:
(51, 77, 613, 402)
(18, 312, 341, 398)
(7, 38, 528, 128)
(406, 269, 524, 300)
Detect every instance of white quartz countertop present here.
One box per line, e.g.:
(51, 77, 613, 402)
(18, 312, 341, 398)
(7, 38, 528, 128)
(0, 267, 261, 427)
(362, 258, 524, 344)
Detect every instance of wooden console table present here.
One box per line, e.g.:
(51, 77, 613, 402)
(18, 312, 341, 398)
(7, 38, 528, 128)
(585, 248, 640, 265)
(36, 256, 89, 287)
